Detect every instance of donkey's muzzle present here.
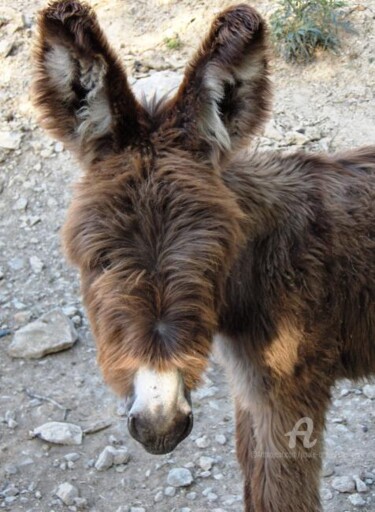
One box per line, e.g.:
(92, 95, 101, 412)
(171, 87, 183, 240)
(128, 409, 193, 454)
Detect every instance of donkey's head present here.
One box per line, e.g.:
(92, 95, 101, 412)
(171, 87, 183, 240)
(33, 1, 270, 454)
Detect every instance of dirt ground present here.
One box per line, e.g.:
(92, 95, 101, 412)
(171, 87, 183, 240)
(0, 1, 375, 511)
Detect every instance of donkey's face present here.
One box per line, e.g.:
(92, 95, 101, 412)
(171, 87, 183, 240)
(33, 1, 270, 454)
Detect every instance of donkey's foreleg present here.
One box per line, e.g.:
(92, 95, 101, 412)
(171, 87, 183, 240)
(235, 401, 256, 512)
(250, 394, 326, 512)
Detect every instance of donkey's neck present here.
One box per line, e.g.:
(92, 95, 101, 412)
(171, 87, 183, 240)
(219, 150, 327, 342)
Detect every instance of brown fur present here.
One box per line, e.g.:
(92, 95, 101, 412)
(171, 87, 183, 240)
(32, 2, 375, 511)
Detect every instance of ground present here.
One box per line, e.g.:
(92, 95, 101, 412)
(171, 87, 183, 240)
(0, 1, 375, 511)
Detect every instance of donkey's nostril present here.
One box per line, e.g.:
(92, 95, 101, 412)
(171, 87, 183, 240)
(127, 413, 138, 439)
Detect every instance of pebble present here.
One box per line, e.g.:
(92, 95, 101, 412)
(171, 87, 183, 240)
(0, 130, 22, 150)
(95, 446, 130, 471)
(321, 488, 333, 500)
(130, 508, 146, 512)
(8, 257, 25, 271)
(55, 482, 79, 506)
(186, 492, 197, 501)
(322, 462, 335, 477)
(1, 485, 19, 497)
(13, 197, 28, 211)
(348, 493, 366, 507)
(362, 384, 375, 399)
(353, 475, 368, 493)
(154, 491, 163, 503)
(8, 309, 78, 358)
(164, 487, 176, 497)
(32, 421, 83, 445)
(4, 464, 18, 475)
(331, 476, 355, 493)
(195, 435, 210, 448)
(64, 452, 81, 462)
(199, 456, 215, 471)
(167, 468, 193, 487)
(29, 255, 44, 273)
(215, 434, 227, 445)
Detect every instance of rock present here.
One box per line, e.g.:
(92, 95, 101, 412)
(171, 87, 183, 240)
(55, 482, 79, 506)
(130, 508, 146, 512)
(0, 485, 19, 497)
(32, 422, 83, 445)
(186, 492, 197, 500)
(322, 462, 335, 477)
(362, 384, 375, 399)
(8, 257, 25, 271)
(285, 131, 309, 146)
(95, 446, 130, 471)
(353, 475, 368, 493)
(154, 490, 163, 503)
(194, 386, 218, 399)
(199, 456, 215, 471)
(133, 71, 182, 101)
(321, 488, 333, 500)
(8, 309, 78, 359)
(74, 497, 88, 509)
(331, 476, 355, 493)
(29, 255, 44, 273)
(215, 434, 227, 445)
(164, 487, 176, 497)
(195, 435, 210, 448)
(348, 493, 366, 507)
(13, 197, 28, 211)
(0, 130, 22, 150)
(207, 492, 218, 501)
(64, 453, 80, 462)
(167, 468, 193, 487)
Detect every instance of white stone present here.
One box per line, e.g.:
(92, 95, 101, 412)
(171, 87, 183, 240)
(321, 488, 333, 501)
(199, 456, 214, 471)
(29, 256, 44, 273)
(167, 468, 193, 487)
(8, 309, 78, 358)
(215, 434, 227, 445)
(348, 493, 366, 507)
(164, 486, 176, 497)
(195, 435, 210, 448)
(95, 446, 130, 471)
(55, 482, 79, 506)
(353, 475, 368, 493)
(32, 422, 83, 445)
(154, 490, 163, 503)
(331, 476, 355, 493)
(0, 131, 22, 150)
(362, 384, 375, 399)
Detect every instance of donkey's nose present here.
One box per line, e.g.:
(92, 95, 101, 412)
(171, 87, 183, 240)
(127, 410, 193, 455)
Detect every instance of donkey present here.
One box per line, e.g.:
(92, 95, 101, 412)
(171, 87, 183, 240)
(32, 1, 375, 511)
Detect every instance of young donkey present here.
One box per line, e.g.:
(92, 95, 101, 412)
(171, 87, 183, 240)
(33, 1, 375, 511)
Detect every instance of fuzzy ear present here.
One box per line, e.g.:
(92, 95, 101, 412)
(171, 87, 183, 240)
(32, 0, 145, 165)
(170, 4, 271, 160)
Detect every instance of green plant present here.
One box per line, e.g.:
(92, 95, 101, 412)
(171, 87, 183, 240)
(164, 34, 183, 51)
(270, 0, 352, 63)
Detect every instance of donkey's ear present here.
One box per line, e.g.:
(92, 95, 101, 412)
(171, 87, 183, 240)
(32, 1, 145, 165)
(171, 4, 271, 160)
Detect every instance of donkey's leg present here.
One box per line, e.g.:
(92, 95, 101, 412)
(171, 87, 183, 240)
(235, 402, 256, 512)
(251, 392, 327, 512)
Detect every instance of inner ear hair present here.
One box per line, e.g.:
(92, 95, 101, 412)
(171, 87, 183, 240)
(171, 4, 272, 161)
(32, 0, 144, 164)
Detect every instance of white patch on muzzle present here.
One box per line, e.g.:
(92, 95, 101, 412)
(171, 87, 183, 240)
(129, 367, 191, 418)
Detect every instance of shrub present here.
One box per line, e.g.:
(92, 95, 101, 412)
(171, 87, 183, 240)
(270, 0, 351, 63)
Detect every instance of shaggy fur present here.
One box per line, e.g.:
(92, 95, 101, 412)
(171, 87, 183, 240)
(32, 2, 375, 511)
